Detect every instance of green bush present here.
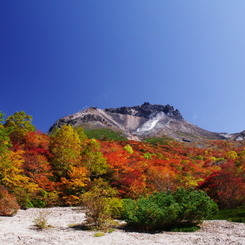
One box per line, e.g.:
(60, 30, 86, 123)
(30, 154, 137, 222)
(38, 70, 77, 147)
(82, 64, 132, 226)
(121, 188, 218, 231)
(13, 188, 46, 209)
(12, 187, 33, 209)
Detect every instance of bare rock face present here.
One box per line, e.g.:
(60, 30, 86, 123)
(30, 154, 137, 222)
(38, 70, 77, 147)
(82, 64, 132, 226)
(48, 102, 229, 142)
(105, 102, 183, 120)
(219, 130, 245, 142)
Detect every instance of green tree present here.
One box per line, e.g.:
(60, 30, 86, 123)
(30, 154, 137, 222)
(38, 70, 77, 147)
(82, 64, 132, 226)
(0, 112, 13, 189)
(82, 139, 108, 179)
(4, 111, 35, 144)
(75, 127, 87, 145)
(0, 112, 12, 156)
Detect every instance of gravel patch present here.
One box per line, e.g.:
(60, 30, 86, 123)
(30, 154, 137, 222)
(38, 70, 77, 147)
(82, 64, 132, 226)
(1, 207, 245, 245)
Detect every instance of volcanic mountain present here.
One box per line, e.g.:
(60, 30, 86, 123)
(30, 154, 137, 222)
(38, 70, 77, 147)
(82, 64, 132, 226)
(48, 102, 244, 142)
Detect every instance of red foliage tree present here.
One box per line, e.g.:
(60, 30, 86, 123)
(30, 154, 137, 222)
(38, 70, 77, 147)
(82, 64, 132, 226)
(22, 131, 54, 190)
(198, 163, 245, 209)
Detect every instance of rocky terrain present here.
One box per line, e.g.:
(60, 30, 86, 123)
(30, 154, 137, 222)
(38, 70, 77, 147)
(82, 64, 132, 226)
(49, 102, 243, 142)
(1, 207, 245, 245)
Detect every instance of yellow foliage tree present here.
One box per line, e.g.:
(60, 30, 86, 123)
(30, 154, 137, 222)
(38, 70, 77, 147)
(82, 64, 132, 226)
(49, 125, 89, 205)
(0, 150, 39, 207)
(49, 125, 83, 180)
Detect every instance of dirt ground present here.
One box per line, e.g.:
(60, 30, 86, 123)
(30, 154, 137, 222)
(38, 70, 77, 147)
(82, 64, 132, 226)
(1, 207, 245, 245)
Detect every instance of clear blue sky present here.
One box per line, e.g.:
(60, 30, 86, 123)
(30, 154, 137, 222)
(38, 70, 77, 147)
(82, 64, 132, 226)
(1, 1, 245, 134)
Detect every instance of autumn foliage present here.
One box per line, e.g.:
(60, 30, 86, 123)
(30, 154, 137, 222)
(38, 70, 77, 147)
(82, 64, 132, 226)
(0, 185, 19, 216)
(1, 110, 245, 216)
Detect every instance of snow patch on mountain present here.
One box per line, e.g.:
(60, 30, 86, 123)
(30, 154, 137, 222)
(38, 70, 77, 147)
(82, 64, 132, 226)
(219, 133, 233, 139)
(136, 112, 166, 133)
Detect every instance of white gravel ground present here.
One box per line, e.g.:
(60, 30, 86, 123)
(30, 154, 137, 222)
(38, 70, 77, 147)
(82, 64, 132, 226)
(1, 207, 245, 245)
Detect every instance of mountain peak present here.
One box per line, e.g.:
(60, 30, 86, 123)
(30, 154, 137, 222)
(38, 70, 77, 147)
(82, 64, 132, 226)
(105, 102, 183, 120)
(48, 103, 226, 142)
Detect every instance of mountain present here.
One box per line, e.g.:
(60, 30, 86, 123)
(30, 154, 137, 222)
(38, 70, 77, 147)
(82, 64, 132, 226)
(48, 102, 244, 142)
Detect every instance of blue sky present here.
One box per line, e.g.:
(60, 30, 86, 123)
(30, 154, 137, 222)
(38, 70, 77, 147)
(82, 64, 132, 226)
(1, 1, 245, 134)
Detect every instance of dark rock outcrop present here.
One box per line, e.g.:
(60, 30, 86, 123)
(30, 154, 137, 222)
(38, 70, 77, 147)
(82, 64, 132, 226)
(105, 102, 183, 120)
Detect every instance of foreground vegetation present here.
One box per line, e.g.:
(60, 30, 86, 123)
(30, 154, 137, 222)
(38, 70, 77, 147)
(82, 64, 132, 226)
(1, 110, 245, 231)
(121, 188, 218, 231)
(210, 207, 245, 223)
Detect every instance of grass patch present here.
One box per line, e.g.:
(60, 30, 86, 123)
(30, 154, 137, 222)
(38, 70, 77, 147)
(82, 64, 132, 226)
(84, 128, 127, 141)
(68, 223, 89, 230)
(176, 132, 199, 139)
(170, 225, 200, 232)
(210, 207, 245, 223)
(94, 232, 105, 237)
(69, 223, 117, 233)
(108, 228, 115, 233)
(143, 136, 173, 145)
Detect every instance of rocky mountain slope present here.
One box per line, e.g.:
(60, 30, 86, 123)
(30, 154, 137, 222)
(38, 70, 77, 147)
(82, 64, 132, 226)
(48, 102, 244, 142)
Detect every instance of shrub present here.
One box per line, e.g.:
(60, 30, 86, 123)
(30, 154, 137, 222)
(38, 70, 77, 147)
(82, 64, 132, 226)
(124, 144, 133, 154)
(121, 188, 218, 231)
(12, 187, 32, 209)
(33, 210, 52, 230)
(81, 178, 122, 231)
(31, 198, 46, 208)
(0, 185, 19, 216)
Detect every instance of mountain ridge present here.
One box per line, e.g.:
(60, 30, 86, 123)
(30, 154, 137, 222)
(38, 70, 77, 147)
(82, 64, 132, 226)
(48, 102, 245, 142)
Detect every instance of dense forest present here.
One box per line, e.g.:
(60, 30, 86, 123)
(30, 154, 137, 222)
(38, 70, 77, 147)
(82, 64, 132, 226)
(1, 111, 245, 230)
